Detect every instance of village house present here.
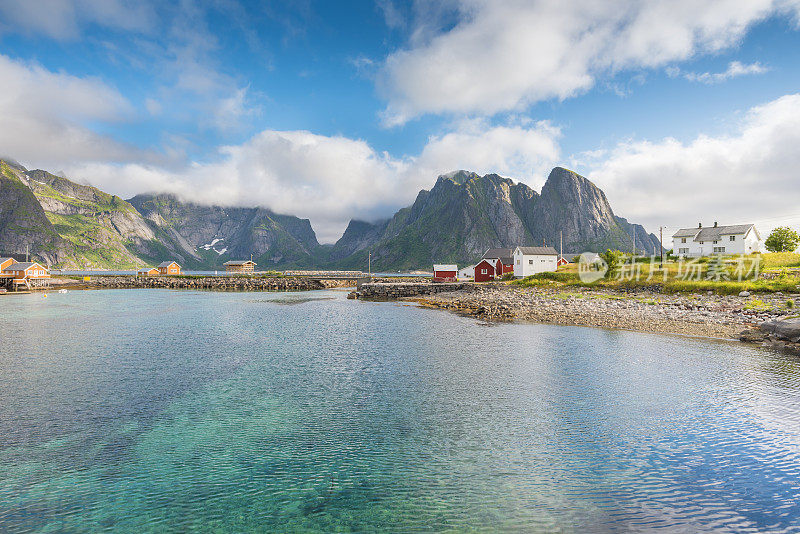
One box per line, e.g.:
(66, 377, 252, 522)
(482, 248, 515, 277)
(1, 261, 51, 289)
(512, 247, 559, 278)
(137, 267, 160, 276)
(157, 261, 182, 275)
(474, 259, 498, 282)
(0, 257, 15, 273)
(224, 260, 257, 273)
(432, 264, 458, 282)
(672, 223, 762, 257)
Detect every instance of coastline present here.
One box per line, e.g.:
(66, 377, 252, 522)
(392, 283, 797, 341)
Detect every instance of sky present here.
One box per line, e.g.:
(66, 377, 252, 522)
(1, 0, 799, 243)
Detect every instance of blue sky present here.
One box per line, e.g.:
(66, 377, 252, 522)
(1, 0, 799, 242)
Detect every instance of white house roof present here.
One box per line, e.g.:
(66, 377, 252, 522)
(137, 267, 156, 272)
(515, 246, 559, 256)
(433, 264, 458, 271)
(673, 224, 756, 241)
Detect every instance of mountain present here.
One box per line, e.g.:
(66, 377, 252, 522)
(0, 157, 660, 270)
(330, 168, 661, 270)
(128, 194, 321, 269)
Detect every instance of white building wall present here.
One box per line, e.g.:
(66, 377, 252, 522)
(513, 250, 558, 277)
(673, 228, 762, 257)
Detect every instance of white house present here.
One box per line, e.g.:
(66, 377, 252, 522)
(672, 223, 762, 257)
(458, 264, 476, 280)
(512, 246, 559, 278)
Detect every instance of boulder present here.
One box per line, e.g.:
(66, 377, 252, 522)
(759, 317, 800, 343)
(739, 291, 751, 297)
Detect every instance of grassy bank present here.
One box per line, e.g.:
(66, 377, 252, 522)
(515, 253, 800, 295)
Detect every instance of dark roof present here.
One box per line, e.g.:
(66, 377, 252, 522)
(157, 261, 179, 268)
(673, 224, 755, 241)
(137, 266, 157, 272)
(224, 260, 256, 266)
(516, 246, 559, 256)
(482, 248, 513, 259)
(7, 262, 43, 270)
(0, 257, 14, 264)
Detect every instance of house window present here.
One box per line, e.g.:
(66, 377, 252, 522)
(679, 248, 689, 254)
(713, 246, 726, 253)
(516, 260, 520, 265)
(681, 238, 687, 243)
(713, 240, 718, 244)
(528, 259, 533, 265)
(730, 236, 735, 241)
(481, 268, 487, 274)
(699, 241, 704, 245)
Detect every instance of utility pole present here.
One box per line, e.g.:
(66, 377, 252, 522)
(26, 244, 29, 262)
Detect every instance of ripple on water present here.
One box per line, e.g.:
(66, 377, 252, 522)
(1, 289, 800, 532)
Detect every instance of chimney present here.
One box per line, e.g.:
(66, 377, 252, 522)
(714, 221, 718, 227)
(698, 222, 702, 228)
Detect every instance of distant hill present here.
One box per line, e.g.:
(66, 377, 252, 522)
(0, 159, 660, 270)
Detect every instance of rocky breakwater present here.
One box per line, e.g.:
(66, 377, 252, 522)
(90, 276, 331, 291)
(740, 316, 800, 355)
(348, 282, 469, 300)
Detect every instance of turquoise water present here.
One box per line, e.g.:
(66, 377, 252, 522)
(1, 289, 800, 532)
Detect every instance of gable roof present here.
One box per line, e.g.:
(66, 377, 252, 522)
(433, 264, 458, 271)
(482, 248, 513, 259)
(137, 267, 157, 272)
(0, 257, 14, 264)
(224, 260, 256, 266)
(7, 262, 44, 271)
(157, 261, 179, 268)
(515, 246, 559, 256)
(673, 224, 756, 241)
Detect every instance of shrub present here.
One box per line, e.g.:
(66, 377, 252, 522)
(788, 300, 795, 309)
(599, 249, 624, 279)
(765, 227, 800, 253)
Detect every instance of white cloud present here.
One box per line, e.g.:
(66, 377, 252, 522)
(586, 94, 800, 238)
(0, 54, 151, 167)
(379, 0, 800, 124)
(0, 0, 154, 40)
(683, 61, 769, 84)
(62, 119, 561, 243)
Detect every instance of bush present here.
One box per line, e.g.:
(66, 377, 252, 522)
(500, 272, 515, 281)
(599, 249, 624, 279)
(788, 300, 795, 309)
(765, 227, 800, 253)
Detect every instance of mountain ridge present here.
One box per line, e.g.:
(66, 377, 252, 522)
(0, 158, 660, 270)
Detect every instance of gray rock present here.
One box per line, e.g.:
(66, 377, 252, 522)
(739, 291, 751, 297)
(760, 317, 800, 342)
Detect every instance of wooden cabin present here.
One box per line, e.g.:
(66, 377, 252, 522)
(3, 261, 51, 289)
(224, 260, 257, 273)
(157, 261, 182, 275)
(137, 267, 160, 276)
(474, 259, 497, 282)
(432, 264, 458, 282)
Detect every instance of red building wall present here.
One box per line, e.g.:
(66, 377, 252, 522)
(474, 260, 495, 282)
(433, 270, 457, 282)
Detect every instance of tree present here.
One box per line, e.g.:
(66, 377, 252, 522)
(599, 249, 624, 279)
(765, 227, 800, 253)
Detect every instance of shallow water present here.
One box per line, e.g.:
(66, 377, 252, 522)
(1, 289, 799, 532)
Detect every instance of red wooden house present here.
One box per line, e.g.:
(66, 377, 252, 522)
(474, 259, 497, 282)
(432, 264, 458, 282)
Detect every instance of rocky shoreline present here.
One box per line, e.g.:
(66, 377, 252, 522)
(50, 275, 357, 291)
(397, 283, 799, 346)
